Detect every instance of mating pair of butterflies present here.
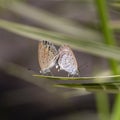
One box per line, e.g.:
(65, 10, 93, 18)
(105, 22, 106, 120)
(38, 40, 79, 76)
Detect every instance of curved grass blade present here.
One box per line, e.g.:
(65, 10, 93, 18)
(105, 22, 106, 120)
(55, 82, 120, 93)
(33, 74, 120, 93)
(1, 63, 120, 93)
(0, 1, 102, 41)
(97, 1, 120, 120)
(1, 19, 120, 61)
(33, 74, 120, 81)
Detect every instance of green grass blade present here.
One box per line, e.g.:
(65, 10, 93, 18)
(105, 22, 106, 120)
(95, 92, 110, 120)
(111, 95, 120, 120)
(95, 0, 120, 120)
(1, 19, 120, 61)
(94, 0, 119, 119)
(3, 63, 120, 94)
(55, 82, 120, 93)
(96, 0, 119, 75)
(0, 1, 102, 41)
(33, 74, 120, 81)
(34, 74, 120, 93)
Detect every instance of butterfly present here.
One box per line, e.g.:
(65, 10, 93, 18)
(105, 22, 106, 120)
(56, 45, 79, 76)
(38, 40, 58, 74)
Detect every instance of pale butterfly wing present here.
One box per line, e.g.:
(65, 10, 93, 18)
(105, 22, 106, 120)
(57, 45, 79, 76)
(38, 40, 58, 74)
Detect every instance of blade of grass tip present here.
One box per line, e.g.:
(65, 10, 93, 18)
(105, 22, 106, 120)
(96, 1, 120, 120)
(1, 19, 120, 61)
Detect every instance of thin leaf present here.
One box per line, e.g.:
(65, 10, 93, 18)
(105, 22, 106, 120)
(55, 82, 120, 93)
(33, 74, 120, 81)
(1, 1, 103, 41)
(95, 1, 118, 120)
(1, 19, 120, 61)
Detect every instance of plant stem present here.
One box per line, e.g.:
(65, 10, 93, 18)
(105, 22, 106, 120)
(96, 0, 118, 75)
(95, 0, 119, 120)
(95, 92, 110, 120)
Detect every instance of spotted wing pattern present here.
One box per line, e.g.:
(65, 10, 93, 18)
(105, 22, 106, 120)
(38, 40, 58, 73)
(57, 45, 79, 76)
